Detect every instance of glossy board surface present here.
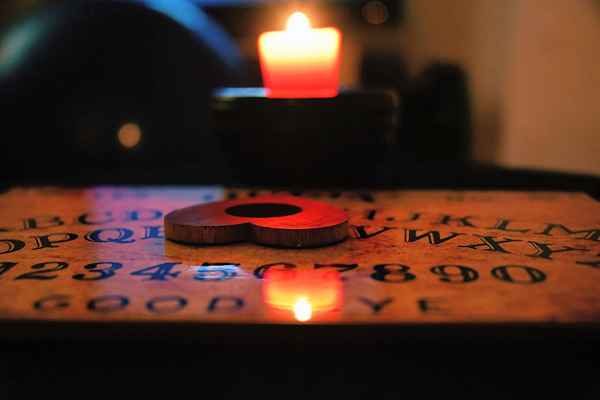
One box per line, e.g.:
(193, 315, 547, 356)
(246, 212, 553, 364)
(0, 187, 599, 327)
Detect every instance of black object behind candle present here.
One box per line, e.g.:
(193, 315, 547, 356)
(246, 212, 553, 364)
(211, 87, 399, 186)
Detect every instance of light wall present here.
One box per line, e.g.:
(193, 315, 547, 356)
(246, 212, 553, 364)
(501, 0, 600, 175)
(401, 0, 600, 176)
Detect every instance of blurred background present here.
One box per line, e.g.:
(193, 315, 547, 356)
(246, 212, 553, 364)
(1, 0, 599, 183)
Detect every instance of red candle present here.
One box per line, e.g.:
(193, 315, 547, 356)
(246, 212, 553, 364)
(258, 12, 341, 99)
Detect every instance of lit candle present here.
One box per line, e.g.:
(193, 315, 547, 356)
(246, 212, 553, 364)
(258, 12, 341, 99)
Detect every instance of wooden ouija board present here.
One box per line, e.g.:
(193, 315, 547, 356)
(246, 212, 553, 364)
(1, 186, 599, 334)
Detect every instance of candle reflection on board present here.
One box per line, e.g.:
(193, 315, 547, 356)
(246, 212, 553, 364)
(262, 268, 343, 322)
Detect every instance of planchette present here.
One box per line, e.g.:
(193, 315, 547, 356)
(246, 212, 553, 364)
(164, 195, 348, 248)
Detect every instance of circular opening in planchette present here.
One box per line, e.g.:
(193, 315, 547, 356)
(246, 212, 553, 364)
(225, 203, 302, 218)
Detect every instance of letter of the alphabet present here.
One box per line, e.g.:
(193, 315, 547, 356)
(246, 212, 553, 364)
(459, 235, 521, 253)
(77, 211, 114, 225)
(84, 228, 135, 244)
(401, 212, 421, 222)
(22, 216, 64, 230)
(0, 261, 17, 278)
(527, 241, 588, 260)
(34, 295, 70, 311)
(87, 295, 129, 313)
(536, 224, 600, 242)
(207, 296, 244, 312)
(358, 297, 394, 314)
(437, 215, 475, 227)
(488, 219, 530, 233)
(366, 209, 377, 220)
(417, 298, 447, 314)
(141, 225, 164, 240)
(0, 239, 25, 254)
(32, 233, 78, 250)
(146, 296, 188, 314)
(404, 229, 463, 245)
(351, 225, 396, 239)
(125, 209, 163, 222)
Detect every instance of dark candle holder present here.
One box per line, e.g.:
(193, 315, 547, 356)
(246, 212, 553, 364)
(210, 87, 399, 186)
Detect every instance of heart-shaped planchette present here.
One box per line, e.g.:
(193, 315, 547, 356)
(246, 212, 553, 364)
(164, 195, 348, 248)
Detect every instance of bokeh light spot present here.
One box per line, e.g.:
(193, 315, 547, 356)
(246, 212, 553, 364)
(361, 1, 389, 25)
(117, 122, 142, 149)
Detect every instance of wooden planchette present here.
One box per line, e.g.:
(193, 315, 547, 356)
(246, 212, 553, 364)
(164, 195, 348, 248)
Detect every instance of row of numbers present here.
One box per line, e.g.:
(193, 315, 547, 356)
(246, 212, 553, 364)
(0, 261, 547, 284)
(372, 264, 546, 284)
(0, 261, 238, 281)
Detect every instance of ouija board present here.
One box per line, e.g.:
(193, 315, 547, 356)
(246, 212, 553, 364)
(1, 186, 600, 337)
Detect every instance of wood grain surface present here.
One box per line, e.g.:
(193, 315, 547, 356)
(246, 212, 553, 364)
(164, 195, 348, 247)
(0, 187, 599, 327)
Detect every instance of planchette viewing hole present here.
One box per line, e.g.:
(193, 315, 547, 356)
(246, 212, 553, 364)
(225, 203, 303, 218)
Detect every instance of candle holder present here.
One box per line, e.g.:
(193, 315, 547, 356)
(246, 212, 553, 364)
(210, 87, 399, 185)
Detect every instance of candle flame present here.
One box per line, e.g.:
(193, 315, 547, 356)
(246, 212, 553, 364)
(293, 297, 313, 322)
(286, 12, 311, 32)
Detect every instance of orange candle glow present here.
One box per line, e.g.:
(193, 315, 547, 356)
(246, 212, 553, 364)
(263, 269, 342, 322)
(258, 12, 341, 99)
